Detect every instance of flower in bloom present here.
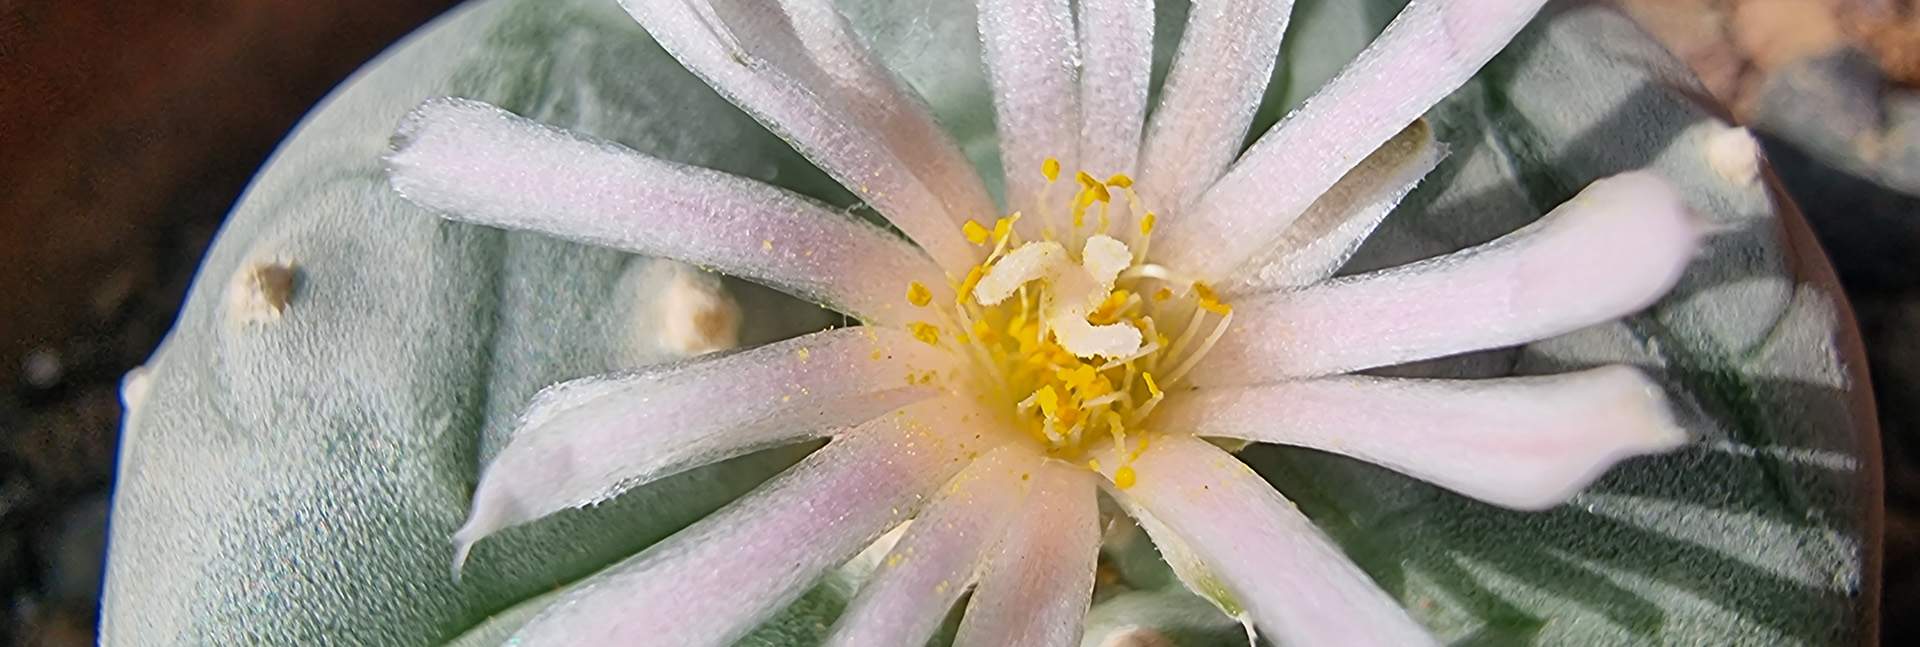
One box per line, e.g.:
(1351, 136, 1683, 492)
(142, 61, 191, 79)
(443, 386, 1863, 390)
(385, 0, 1704, 644)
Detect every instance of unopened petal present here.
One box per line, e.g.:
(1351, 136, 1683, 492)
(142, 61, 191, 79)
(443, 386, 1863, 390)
(1076, 0, 1154, 177)
(1156, 366, 1688, 510)
(1099, 435, 1436, 646)
(955, 460, 1101, 647)
(386, 98, 949, 326)
(980, 0, 1082, 208)
(453, 327, 957, 570)
(1221, 119, 1444, 295)
(1161, 0, 1549, 279)
(1137, 0, 1294, 213)
(618, 0, 993, 273)
(509, 398, 991, 646)
(825, 444, 1042, 647)
(1195, 172, 1703, 384)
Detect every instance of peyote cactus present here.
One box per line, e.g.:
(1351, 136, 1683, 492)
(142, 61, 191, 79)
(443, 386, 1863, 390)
(103, 0, 1880, 645)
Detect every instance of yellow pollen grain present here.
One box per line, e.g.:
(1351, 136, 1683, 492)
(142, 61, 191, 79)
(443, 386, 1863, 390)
(1042, 157, 1062, 182)
(909, 322, 941, 346)
(962, 220, 991, 245)
(795, 347, 812, 361)
(1139, 212, 1157, 236)
(906, 281, 933, 307)
(1153, 287, 1172, 302)
(1087, 458, 1102, 472)
(1114, 465, 1137, 489)
(761, 239, 773, 251)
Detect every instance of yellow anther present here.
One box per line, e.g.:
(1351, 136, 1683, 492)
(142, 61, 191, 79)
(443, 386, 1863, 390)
(1043, 158, 1062, 182)
(971, 319, 998, 344)
(1106, 173, 1134, 188)
(962, 220, 991, 245)
(1090, 290, 1131, 324)
(1114, 465, 1137, 489)
(1087, 458, 1102, 472)
(906, 281, 933, 307)
(958, 266, 985, 304)
(1143, 372, 1163, 399)
(992, 216, 1016, 243)
(909, 322, 942, 346)
(1193, 281, 1232, 315)
(1139, 212, 1157, 236)
(1035, 385, 1061, 417)
(1076, 171, 1099, 188)
(1152, 287, 1172, 302)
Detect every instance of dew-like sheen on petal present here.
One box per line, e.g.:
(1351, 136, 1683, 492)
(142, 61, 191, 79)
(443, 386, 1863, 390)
(1162, 0, 1550, 279)
(1156, 366, 1688, 510)
(508, 398, 992, 646)
(451, 327, 957, 573)
(1195, 172, 1703, 384)
(1098, 435, 1437, 646)
(386, 98, 951, 327)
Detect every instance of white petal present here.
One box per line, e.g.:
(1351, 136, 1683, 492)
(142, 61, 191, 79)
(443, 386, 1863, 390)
(387, 98, 950, 326)
(1098, 435, 1436, 646)
(824, 444, 1043, 647)
(980, 0, 1081, 207)
(1160, 0, 1549, 279)
(955, 461, 1100, 647)
(1076, 0, 1154, 177)
(1195, 172, 1703, 384)
(618, 0, 993, 273)
(1220, 119, 1444, 295)
(453, 327, 957, 569)
(510, 398, 992, 646)
(1155, 366, 1688, 510)
(1135, 0, 1293, 213)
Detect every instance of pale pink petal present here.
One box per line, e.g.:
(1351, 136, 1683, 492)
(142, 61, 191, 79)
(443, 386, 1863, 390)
(1194, 172, 1703, 384)
(451, 327, 957, 571)
(1220, 119, 1444, 295)
(980, 0, 1082, 207)
(955, 461, 1100, 647)
(1098, 435, 1436, 646)
(1076, 0, 1154, 177)
(1159, 0, 1549, 279)
(1155, 366, 1688, 510)
(509, 398, 993, 646)
(618, 0, 992, 273)
(824, 444, 1043, 647)
(1135, 0, 1293, 213)
(386, 98, 950, 327)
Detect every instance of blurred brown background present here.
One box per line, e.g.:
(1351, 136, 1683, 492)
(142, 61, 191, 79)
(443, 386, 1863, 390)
(0, 0, 1915, 645)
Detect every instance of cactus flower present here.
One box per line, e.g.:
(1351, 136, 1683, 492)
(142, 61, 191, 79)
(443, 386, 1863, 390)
(384, 0, 1704, 644)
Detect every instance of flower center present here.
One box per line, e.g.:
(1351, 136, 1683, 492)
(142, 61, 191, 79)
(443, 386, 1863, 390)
(903, 159, 1234, 487)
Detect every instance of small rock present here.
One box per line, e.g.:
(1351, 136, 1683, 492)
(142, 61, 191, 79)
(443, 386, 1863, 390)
(225, 260, 298, 325)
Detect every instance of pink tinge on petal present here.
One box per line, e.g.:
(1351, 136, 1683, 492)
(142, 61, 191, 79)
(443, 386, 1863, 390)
(981, 0, 1082, 210)
(955, 460, 1101, 647)
(386, 98, 951, 327)
(451, 327, 959, 569)
(1075, 0, 1154, 178)
(1220, 119, 1445, 296)
(617, 0, 993, 274)
(1159, 0, 1549, 279)
(1195, 171, 1704, 384)
(1136, 0, 1294, 215)
(1155, 366, 1688, 510)
(1100, 435, 1437, 646)
(509, 398, 995, 647)
(824, 444, 1043, 647)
